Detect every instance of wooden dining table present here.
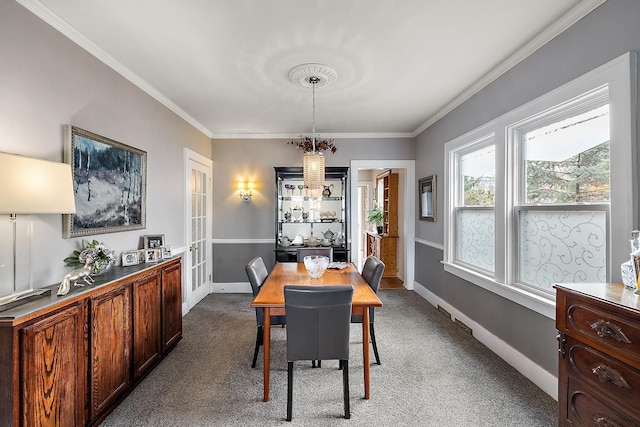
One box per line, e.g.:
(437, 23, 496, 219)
(250, 261, 383, 402)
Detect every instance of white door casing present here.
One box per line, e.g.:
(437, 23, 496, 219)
(184, 148, 212, 313)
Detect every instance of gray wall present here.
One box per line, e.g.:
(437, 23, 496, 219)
(211, 137, 414, 283)
(414, 0, 640, 375)
(0, 1, 211, 293)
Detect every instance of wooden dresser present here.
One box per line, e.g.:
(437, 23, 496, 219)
(364, 230, 397, 277)
(555, 282, 640, 426)
(0, 257, 182, 427)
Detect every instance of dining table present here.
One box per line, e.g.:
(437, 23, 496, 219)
(250, 261, 383, 402)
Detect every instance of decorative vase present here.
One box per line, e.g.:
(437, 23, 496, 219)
(92, 259, 113, 275)
(621, 257, 636, 290)
(376, 226, 383, 234)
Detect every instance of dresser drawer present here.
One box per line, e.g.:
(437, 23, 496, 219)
(568, 337, 640, 410)
(565, 295, 640, 363)
(567, 377, 640, 427)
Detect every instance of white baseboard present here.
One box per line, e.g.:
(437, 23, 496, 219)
(210, 282, 252, 293)
(413, 280, 558, 400)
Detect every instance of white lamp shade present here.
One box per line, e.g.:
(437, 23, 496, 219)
(303, 151, 325, 192)
(0, 152, 76, 214)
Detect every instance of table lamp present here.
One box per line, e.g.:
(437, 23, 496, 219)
(0, 152, 76, 312)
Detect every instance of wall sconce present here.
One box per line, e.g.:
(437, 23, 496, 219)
(237, 181, 254, 204)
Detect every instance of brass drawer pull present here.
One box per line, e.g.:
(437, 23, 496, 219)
(589, 319, 632, 344)
(591, 363, 631, 389)
(594, 416, 622, 427)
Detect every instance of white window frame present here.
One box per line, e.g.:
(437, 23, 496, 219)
(443, 52, 636, 319)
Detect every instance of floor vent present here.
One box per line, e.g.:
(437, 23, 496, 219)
(437, 305, 451, 320)
(455, 319, 473, 335)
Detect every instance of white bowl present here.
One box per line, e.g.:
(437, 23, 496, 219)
(303, 255, 329, 279)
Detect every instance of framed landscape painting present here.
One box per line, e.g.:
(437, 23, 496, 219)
(63, 125, 147, 238)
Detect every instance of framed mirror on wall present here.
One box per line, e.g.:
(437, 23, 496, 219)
(418, 175, 436, 222)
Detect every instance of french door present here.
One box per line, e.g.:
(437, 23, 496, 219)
(184, 149, 212, 311)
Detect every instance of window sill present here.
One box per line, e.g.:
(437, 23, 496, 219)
(442, 261, 556, 320)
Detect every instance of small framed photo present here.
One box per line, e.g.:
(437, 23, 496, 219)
(122, 251, 139, 266)
(145, 248, 161, 263)
(143, 234, 165, 249)
(161, 245, 173, 259)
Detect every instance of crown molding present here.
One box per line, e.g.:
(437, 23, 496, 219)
(18, 0, 606, 141)
(211, 132, 414, 140)
(16, 0, 213, 138)
(412, 0, 608, 137)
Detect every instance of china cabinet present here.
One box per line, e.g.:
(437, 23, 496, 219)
(275, 166, 349, 262)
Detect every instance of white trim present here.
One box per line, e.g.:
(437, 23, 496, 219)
(16, 0, 212, 138)
(184, 148, 213, 310)
(413, 0, 608, 136)
(211, 132, 414, 140)
(414, 237, 444, 251)
(212, 238, 274, 244)
(442, 261, 556, 319)
(413, 280, 558, 400)
(350, 160, 415, 290)
(210, 282, 252, 293)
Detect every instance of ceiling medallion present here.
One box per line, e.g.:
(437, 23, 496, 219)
(288, 63, 338, 88)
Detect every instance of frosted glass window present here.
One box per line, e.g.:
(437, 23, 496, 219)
(518, 210, 607, 291)
(456, 209, 495, 273)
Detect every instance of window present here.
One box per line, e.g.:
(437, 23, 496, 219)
(453, 137, 496, 274)
(443, 53, 635, 317)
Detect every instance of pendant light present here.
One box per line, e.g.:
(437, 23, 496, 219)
(288, 64, 337, 197)
(303, 76, 325, 195)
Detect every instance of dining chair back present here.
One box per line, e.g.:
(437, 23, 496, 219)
(351, 255, 385, 365)
(245, 257, 286, 368)
(296, 247, 333, 262)
(284, 285, 354, 421)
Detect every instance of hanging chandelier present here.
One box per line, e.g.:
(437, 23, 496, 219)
(288, 64, 337, 196)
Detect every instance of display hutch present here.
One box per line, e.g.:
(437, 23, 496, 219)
(364, 170, 398, 277)
(275, 166, 349, 262)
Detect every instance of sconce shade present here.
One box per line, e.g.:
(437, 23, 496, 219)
(0, 152, 76, 214)
(303, 151, 325, 193)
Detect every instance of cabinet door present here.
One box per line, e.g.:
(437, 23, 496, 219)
(21, 304, 85, 427)
(162, 261, 183, 351)
(133, 272, 162, 379)
(89, 285, 131, 421)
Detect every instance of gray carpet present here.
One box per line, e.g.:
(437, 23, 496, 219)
(101, 290, 557, 426)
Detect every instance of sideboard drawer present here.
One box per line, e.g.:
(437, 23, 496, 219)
(568, 337, 640, 410)
(567, 377, 640, 427)
(565, 296, 640, 361)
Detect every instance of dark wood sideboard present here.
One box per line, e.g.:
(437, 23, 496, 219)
(0, 257, 182, 427)
(555, 282, 640, 426)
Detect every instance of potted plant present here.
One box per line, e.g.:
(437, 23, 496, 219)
(367, 206, 384, 234)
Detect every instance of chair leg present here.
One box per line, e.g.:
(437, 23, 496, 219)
(252, 325, 263, 368)
(342, 360, 350, 419)
(287, 361, 293, 422)
(370, 323, 380, 365)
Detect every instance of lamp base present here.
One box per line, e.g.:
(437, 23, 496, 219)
(0, 288, 52, 313)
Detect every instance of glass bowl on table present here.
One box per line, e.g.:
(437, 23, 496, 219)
(303, 255, 330, 279)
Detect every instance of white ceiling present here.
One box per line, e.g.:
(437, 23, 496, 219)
(20, 0, 601, 138)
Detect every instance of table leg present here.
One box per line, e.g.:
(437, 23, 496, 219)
(362, 307, 370, 399)
(263, 307, 271, 402)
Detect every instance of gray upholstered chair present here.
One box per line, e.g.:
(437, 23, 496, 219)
(296, 247, 333, 262)
(284, 285, 354, 421)
(351, 256, 385, 365)
(245, 257, 286, 368)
